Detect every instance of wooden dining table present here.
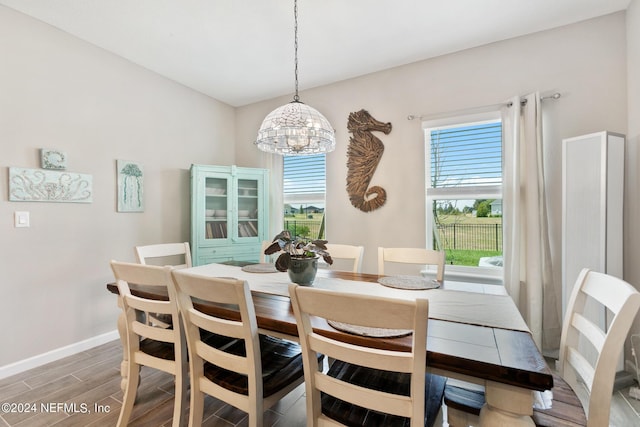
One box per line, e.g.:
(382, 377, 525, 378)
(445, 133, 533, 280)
(107, 262, 553, 427)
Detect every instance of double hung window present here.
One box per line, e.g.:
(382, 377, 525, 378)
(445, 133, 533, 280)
(282, 154, 326, 239)
(424, 112, 503, 279)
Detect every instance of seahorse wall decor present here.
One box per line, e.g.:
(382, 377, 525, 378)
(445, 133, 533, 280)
(346, 109, 392, 212)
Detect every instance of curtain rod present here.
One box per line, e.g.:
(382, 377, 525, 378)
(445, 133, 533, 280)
(407, 92, 561, 121)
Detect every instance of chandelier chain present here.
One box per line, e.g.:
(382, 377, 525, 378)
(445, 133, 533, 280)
(254, 0, 335, 155)
(293, 0, 299, 102)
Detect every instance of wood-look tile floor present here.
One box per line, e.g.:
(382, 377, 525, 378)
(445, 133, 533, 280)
(1, 340, 639, 426)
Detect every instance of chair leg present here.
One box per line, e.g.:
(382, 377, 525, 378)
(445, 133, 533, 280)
(172, 373, 188, 427)
(117, 363, 140, 427)
(188, 388, 205, 427)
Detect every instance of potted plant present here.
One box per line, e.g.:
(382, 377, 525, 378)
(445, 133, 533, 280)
(264, 230, 333, 285)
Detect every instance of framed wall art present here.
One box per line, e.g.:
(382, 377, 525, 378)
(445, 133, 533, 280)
(9, 167, 92, 203)
(117, 160, 144, 212)
(40, 148, 67, 170)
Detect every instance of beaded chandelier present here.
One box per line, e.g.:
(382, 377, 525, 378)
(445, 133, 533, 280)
(254, 0, 335, 155)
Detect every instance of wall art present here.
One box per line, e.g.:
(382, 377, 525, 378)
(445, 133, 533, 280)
(40, 148, 67, 170)
(9, 167, 92, 203)
(346, 109, 392, 212)
(117, 160, 144, 212)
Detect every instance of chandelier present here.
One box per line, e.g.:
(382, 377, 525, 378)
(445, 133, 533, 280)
(254, 0, 335, 156)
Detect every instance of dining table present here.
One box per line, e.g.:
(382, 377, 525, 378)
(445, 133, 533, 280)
(107, 262, 553, 427)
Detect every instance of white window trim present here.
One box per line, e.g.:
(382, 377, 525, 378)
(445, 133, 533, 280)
(423, 111, 503, 283)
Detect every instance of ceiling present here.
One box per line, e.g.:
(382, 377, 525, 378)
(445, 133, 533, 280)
(0, 0, 631, 107)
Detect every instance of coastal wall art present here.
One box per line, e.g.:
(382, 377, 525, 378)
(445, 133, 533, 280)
(9, 167, 93, 203)
(117, 160, 144, 212)
(346, 109, 392, 212)
(40, 148, 67, 170)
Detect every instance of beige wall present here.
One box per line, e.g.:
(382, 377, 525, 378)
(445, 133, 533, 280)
(626, 0, 640, 349)
(0, 6, 235, 366)
(2, 4, 637, 370)
(237, 12, 628, 285)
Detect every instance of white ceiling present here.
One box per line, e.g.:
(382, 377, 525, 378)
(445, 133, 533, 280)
(0, 0, 631, 107)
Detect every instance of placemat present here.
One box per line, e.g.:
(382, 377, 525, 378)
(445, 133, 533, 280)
(327, 320, 413, 338)
(378, 275, 441, 290)
(241, 263, 278, 273)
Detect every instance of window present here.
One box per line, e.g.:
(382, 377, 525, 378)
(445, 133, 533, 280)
(283, 154, 326, 239)
(424, 112, 502, 278)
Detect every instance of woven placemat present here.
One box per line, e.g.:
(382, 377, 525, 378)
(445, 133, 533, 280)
(377, 275, 441, 290)
(241, 263, 278, 273)
(327, 320, 412, 338)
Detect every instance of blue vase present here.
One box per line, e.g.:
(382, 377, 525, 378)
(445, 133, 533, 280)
(288, 256, 318, 286)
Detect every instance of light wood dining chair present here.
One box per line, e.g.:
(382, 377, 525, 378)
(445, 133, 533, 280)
(135, 242, 192, 269)
(289, 283, 446, 427)
(377, 247, 445, 281)
(135, 242, 192, 328)
(170, 270, 312, 427)
(324, 243, 364, 273)
(444, 268, 640, 427)
(110, 261, 188, 427)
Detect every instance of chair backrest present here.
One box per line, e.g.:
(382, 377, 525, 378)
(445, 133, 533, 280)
(378, 247, 445, 281)
(135, 242, 192, 269)
(170, 270, 263, 421)
(110, 261, 188, 426)
(289, 283, 429, 426)
(325, 243, 365, 273)
(110, 261, 185, 374)
(559, 268, 640, 426)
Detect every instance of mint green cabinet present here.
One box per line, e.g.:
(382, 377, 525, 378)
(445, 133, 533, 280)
(190, 165, 269, 266)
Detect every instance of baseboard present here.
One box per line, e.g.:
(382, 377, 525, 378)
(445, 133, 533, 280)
(0, 330, 119, 380)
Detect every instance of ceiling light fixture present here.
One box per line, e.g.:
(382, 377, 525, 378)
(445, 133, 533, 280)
(254, 0, 335, 156)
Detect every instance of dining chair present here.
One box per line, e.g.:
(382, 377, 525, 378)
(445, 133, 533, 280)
(377, 247, 445, 281)
(444, 268, 640, 427)
(110, 261, 189, 427)
(135, 242, 192, 269)
(324, 243, 364, 273)
(134, 242, 192, 328)
(170, 269, 313, 427)
(289, 283, 446, 427)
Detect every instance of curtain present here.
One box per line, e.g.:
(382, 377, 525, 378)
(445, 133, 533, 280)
(259, 152, 284, 239)
(502, 92, 561, 351)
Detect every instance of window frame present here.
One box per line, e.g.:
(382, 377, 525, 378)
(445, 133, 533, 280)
(423, 111, 503, 283)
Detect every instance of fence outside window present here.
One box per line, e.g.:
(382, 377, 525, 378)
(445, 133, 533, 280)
(436, 223, 502, 252)
(284, 219, 325, 240)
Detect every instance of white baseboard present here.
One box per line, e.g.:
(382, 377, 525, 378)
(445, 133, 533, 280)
(0, 330, 119, 380)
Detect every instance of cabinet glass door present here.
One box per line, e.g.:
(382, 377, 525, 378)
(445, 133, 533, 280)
(236, 178, 260, 240)
(204, 177, 229, 241)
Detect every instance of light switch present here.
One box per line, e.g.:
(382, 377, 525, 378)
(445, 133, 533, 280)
(14, 211, 30, 228)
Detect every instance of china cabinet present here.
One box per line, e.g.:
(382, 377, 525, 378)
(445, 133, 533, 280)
(190, 164, 269, 266)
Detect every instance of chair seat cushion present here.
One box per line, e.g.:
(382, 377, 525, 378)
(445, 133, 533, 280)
(321, 360, 446, 427)
(204, 334, 317, 398)
(140, 338, 175, 361)
(140, 331, 238, 361)
(532, 373, 586, 427)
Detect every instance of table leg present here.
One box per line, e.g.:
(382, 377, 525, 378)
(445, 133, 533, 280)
(479, 381, 535, 427)
(117, 296, 128, 392)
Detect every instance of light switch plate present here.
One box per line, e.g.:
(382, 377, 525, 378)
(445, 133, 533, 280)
(14, 211, 30, 228)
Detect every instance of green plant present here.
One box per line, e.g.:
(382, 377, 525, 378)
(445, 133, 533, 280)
(264, 230, 333, 272)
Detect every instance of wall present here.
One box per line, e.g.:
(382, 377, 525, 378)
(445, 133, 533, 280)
(0, 6, 235, 367)
(237, 13, 628, 290)
(2, 5, 636, 370)
(626, 0, 640, 351)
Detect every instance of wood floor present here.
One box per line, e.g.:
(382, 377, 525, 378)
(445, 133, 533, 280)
(1, 339, 639, 426)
